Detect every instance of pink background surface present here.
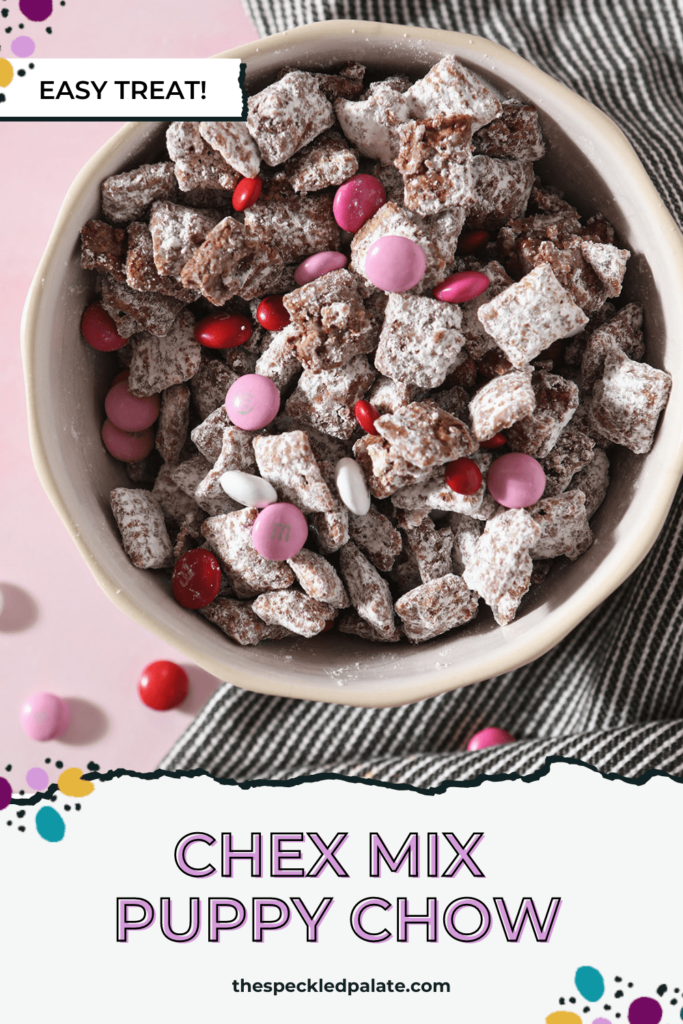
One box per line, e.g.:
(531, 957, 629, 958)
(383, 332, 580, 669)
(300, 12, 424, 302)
(0, 0, 259, 790)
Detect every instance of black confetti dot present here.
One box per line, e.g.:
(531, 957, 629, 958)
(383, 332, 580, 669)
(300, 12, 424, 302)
(19, 790, 24, 795)
(615, 990, 624, 998)
(616, 1015, 621, 1019)
(672, 1000, 678, 1006)
(18, 68, 25, 76)
(583, 1008, 589, 1013)
(55, 761, 63, 769)
(75, 803, 81, 811)
(64, 805, 71, 812)
(5, 765, 11, 772)
(6, 820, 12, 825)
(45, 758, 51, 764)
(18, 826, 25, 832)
(569, 998, 576, 1004)
(615, 977, 622, 982)
(18, 21, 23, 27)
(45, 25, 51, 32)
(87, 762, 100, 771)
(29, 62, 34, 68)
(628, 983, 633, 988)
(50, 795, 57, 802)
(16, 811, 25, 819)
(1, 8, 7, 16)
(559, 998, 565, 1005)
(0, 94, 5, 103)
(658, 985, 668, 997)
(604, 1006, 611, 1011)
(5, 26, 11, 32)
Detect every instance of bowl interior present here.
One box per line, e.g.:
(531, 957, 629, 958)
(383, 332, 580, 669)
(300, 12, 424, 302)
(25, 24, 683, 707)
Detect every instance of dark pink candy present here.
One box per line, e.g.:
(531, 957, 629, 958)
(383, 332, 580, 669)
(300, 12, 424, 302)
(101, 420, 155, 462)
(487, 453, 546, 509)
(105, 381, 160, 432)
(433, 271, 490, 303)
(333, 174, 386, 232)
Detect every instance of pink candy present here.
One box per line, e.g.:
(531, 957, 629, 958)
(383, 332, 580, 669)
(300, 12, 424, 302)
(105, 380, 160, 432)
(225, 373, 281, 431)
(20, 692, 70, 741)
(364, 235, 426, 293)
(333, 173, 386, 233)
(294, 251, 348, 286)
(102, 419, 155, 462)
(433, 270, 490, 303)
(252, 502, 308, 560)
(467, 727, 515, 752)
(487, 453, 546, 508)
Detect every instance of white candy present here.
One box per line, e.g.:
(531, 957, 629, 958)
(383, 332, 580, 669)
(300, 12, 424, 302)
(334, 457, 371, 516)
(219, 470, 278, 508)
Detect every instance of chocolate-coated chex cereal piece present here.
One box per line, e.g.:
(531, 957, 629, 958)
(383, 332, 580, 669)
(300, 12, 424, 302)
(513, 237, 607, 315)
(181, 188, 234, 210)
(155, 383, 190, 464)
(285, 355, 375, 440)
(350, 202, 445, 294)
(473, 100, 546, 161)
(580, 240, 630, 299)
(353, 435, 430, 499)
(312, 62, 366, 101)
(284, 130, 359, 192)
(466, 155, 534, 231)
(367, 375, 418, 415)
(589, 347, 672, 454)
(244, 194, 340, 264)
(570, 399, 613, 450)
(369, 161, 405, 204)
(450, 513, 484, 574)
(152, 463, 205, 536)
(392, 450, 492, 516)
(572, 448, 610, 519)
(149, 201, 222, 279)
(286, 548, 349, 609)
(80, 220, 127, 281)
(375, 293, 466, 389)
(189, 359, 238, 421)
(247, 71, 335, 167)
(173, 517, 202, 561)
(181, 216, 283, 305)
(335, 84, 411, 164)
(406, 55, 502, 130)
(201, 597, 291, 645)
(308, 459, 350, 554)
(338, 610, 402, 642)
(194, 429, 256, 515)
(191, 405, 228, 463)
(348, 507, 402, 572)
(202, 508, 295, 598)
(170, 453, 212, 499)
(541, 427, 595, 496)
(506, 370, 579, 457)
(253, 590, 332, 638)
(126, 222, 199, 301)
(253, 431, 335, 513)
(396, 114, 474, 216)
(339, 542, 396, 638)
(197, 121, 261, 178)
(127, 311, 201, 397)
(376, 401, 476, 470)
(388, 544, 423, 595)
(283, 268, 374, 371)
(394, 507, 430, 530)
(423, 206, 467, 266)
(528, 489, 593, 561)
(403, 517, 454, 583)
(461, 261, 514, 360)
(254, 326, 302, 391)
(489, 562, 534, 627)
(126, 455, 158, 486)
(394, 573, 479, 643)
(581, 303, 644, 394)
(110, 488, 173, 569)
(477, 265, 588, 368)
(101, 161, 178, 225)
(463, 508, 541, 609)
(101, 276, 185, 338)
(166, 122, 240, 192)
(428, 383, 471, 421)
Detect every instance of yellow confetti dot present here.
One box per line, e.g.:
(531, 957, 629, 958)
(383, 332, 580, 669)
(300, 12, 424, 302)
(546, 1013, 582, 1024)
(58, 767, 95, 798)
(0, 58, 14, 89)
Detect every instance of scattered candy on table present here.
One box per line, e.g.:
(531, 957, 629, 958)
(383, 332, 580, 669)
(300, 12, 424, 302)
(333, 173, 386, 232)
(487, 453, 547, 509)
(138, 661, 189, 711)
(81, 302, 127, 352)
(256, 294, 291, 332)
(433, 270, 490, 304)
(232, 175, 263, 212)
(194, 311, 252, 349)
(251, 502, 308, 561)
(101, 419, 155, 462)
(172, 550, 222, 610)
(219, 470, 278, 508)
(20, 693, 70, 741)
(225, 374, 281, 431)
(364, 234, 426, 293)
(104, 381, 160, 432)
(335, 457, 371, 516)
(294, 251, 348, 286)
(354, 399, 380, 435)
(456, 229, 490, 255)
(467, 727, 516, 752)
(445, 457, 483, 496)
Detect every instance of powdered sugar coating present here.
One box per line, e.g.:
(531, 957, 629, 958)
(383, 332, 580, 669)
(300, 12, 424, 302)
(286, 548, 349, 608)
(461, 260, 514, 360)
(252, 590, 332, 637)
(282, 268, 374, 371)
(202, 508, 295, 598)
(581, 303, 644, 394)
(247, 71, 335, 167)
(254, 326, 302, 390)
(528, 489, 593, 561)
(253, 431, 335, 513)
(353, 435, 431, 499)
(149, 200, 222, 279)
(589, 347, 672, 454)
(367, 375, 418, 415)
(80, 220, 126, 281)
(190, 360, 237, 421)
(350, 201, 445, 294)
(394, 573, 479, 642)
(101, 161, 178, 225)
(541, 427, 595, 496)
(392, 450, 492, 515)
(101, 276, 185, 338)
(469, 366, 535, 442)
(375, 294, 466, 388)
(375, 401, 476, 470)
(285, 355, 375, 440)
(110, 488, 173, 569)
(245, 194, 340, 264)
(466, 155, 534, 230)
(198, 121, 261, 178)
(403, 516, 454, 583)
(181, 216, 283, 305)
(191, 406, 229, 463)
(396, 114, 474, 216)
(285, 130, 359, 192)
(335, 84, 411, 164)
(338, 610, 402, 642)
(200, 597, 291, 645)
(126, 222, 199, 302)
(406, 56, 502, 130)
(463, 508, 541, 608)
(572, 448, 610, 519)
(506, 370, 579, 458)
(127, 311, 201, 397)
(580, 240, 630, 299)
(155, 383, 190, 464)
(348, 507, 402, 572)
(339, 541, 396, 638)
(166, 122, 240, 192)
(473, 100, 546, 161)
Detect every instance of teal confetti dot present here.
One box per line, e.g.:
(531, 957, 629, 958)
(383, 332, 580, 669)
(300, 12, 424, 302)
(575, 966, 605, 1002)
(36, 806, 65, 842)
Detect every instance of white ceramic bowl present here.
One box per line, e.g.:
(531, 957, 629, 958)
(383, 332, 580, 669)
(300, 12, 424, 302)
(22, 20, 683, 708)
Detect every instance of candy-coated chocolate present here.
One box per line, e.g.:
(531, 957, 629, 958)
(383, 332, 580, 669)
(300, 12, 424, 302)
(219, 470, 278, 508)
(105, 380, 160, 432)
(456, 229, 490, 255)
(111, 368, 130, 386)
(333, 173, 386, 233)
(251, 502, 308, 561)
(232, 175, 263, 212)
(81, 302, 128, 352)
(335, 457, 371, 516)
(364, 235, 426, 293)
(354, 399, 380, 435)
(172, 549, 222, 609)
(138, 661, 189, 711)
(225, 374, 281, 431)
(445, 457, 483, 495)
(433, 270, 490, 304)
(467, 727, 515, 752)
(294, 251, 348, 286)
(257, 294, 291, 332)
(487, 453, 546, 508)
(480, 432, 507, 450)
(20, 693, 70, 741)
(101, 419, 155, 462)
(194, 312, 252, 349)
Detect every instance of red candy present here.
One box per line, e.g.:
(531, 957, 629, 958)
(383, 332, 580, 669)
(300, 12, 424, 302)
(138, 661, 189, 711)
(456, 229, 490, 255)
(256, 295, 290, 332)
(194, 312, 253, 349)
(81, 302, 128, 352)
(445, 457, 483, 495)
(232, 175, 263, 212)
(172, 549, 222, 609)
(479, 432, 507, 450)
(354, 400, 380, 435)
(111, 369, 130, 386)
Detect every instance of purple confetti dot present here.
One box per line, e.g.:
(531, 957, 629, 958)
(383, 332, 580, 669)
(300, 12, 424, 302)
(628, 997, 662, 1024)
(19, 0, 52, 21)
(26, 766, 49, 791)
(0, 776, 12, 810)
(11, 34, 35, 56)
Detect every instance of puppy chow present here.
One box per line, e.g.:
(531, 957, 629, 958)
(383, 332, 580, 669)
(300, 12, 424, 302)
(589, 347, 672, 454)
(194, 431, 256, 516)
(463, 508, 541, 608)
(395, 114, 475, 216)
(152, 463, 205, 536)
(392, 450, 492, 516)
(572, 448, 610, 519)
(202, 508, 295, 598)
(512, 237, 609, 314)
(406, 55, 502, 130)
(286, 548, 349, 608)
(101, 275, 185, 338)
(200, 597, 292, 645)
(466, 155, 535, 230)
(254, 326, 302, 390)
(155, 383, 190, 464)
(472, 100, 546, 161)
(580, 239, 630, 299)
(125, 222, 199, 301)
(244, 194, 340, 264)
(80, 220, 127, 281)
(180, 216, 283, 305)
(189, 359, 238, 420)
(375, 401, 476, 470)
(308, 459, 350, 554)
(489, 561, 534, 626)
(581, 303, 644, 394)
(394, 573, 479, 643)
(350, 201, 445, 294)
(170, 453, 212, 499)
(528, 489, 593, 561)
(110, 488, 173, 570)
(374, 293, 467, 388)
(338, 610, 402, 642)
(339, 542, 396, 638)
(284, 130, 359, 192)
(197, 121, 261, 178)
(285, 355, 375, 440)
(190, 405, 228, 462)
(541, 426, 595, 496)
(252, 590, 333, 638)
(506, 370, 579, 457)
(348, 507, 402, 572)
(423, 206, 467, 266)
(149, 200, 222, 279)
(166, 121, 240, 191)
(335, 84, 411, 164)
(468, 366, 534, 441)
(353, 435, 431, 499)
(282, 268, 374, 371)
(253, 431, 335, 513)
(402, 517, 454, 583)
(450, 513, 485, 574)
(127, 311, 201, 397)
(247, 71, 335, 166)
(367, 375, 418, 415)
(101, 161, 178, 225)
(428, 383, 471, 421)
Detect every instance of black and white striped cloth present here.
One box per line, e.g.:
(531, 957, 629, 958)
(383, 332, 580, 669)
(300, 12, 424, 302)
(160, 0, 683, 784)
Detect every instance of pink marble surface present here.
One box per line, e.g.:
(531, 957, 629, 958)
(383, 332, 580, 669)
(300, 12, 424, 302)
(0, 0, 259, 789)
